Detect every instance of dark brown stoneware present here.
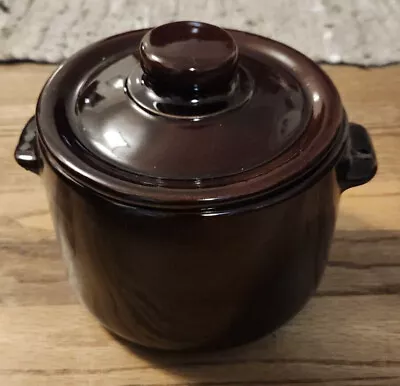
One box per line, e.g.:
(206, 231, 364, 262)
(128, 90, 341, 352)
(139, 21, 239, 97)
(15, 21, 377, 350)
(32, 22, 344, 204)
(42, 161, 339, 350)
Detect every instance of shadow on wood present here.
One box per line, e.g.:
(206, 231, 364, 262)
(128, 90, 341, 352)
(107, 227, 400, 385)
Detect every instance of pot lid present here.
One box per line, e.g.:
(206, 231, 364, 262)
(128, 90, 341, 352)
(37, 21, 345, 209)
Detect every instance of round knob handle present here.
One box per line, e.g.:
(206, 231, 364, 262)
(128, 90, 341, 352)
(139, 21, 239, 97)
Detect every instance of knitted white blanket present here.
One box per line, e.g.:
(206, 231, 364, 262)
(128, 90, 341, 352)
(0, 0, 399, 65)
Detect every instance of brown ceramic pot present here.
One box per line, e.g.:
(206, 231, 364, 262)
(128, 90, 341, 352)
(15, 21, 377, 351)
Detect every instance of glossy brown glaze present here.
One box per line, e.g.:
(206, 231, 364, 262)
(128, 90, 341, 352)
(139, 21, 239, 97)
(13, 119, 375, 350)
(36, 25, 344, 207)
(77, 53, 307, 182)
(42, 152, 340, 350)
(14, 21, 378, 351)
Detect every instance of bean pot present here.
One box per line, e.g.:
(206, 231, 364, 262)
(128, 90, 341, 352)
(14, 21, 377, 351)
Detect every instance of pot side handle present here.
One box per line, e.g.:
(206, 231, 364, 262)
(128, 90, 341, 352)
(14, 116, 42, 175)
(336, 122, 377, 192)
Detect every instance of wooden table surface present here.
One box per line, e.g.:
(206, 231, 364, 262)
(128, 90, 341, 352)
(1, 64, 400, 386)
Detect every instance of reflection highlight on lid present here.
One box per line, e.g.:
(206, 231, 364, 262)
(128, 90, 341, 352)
(103, 130, 128, 149)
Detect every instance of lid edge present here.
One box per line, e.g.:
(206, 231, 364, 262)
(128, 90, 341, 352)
(38, 113, 347, 212)
(36, 27, 345, 210)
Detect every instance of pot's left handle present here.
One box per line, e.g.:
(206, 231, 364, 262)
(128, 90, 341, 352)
(14, 116, 42, 175)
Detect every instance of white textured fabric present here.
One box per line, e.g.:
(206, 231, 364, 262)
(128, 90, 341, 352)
(0, 0, 399, 65)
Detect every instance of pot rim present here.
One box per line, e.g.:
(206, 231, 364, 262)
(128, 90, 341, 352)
(38, 116, 348, 214)
(36, 27, 345, 211)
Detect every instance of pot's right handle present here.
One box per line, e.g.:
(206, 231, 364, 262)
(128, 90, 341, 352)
(14, 116, 42, 175)
(337, 122, 377, 191)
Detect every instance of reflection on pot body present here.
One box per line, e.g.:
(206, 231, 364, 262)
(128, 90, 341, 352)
(43, 156, 339, 349)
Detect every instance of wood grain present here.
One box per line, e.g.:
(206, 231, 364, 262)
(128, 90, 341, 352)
(1, 63, 400, 385)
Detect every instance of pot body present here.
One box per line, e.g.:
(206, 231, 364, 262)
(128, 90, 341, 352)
(41, 155, 340, 350)
(15, 115, 377, 350)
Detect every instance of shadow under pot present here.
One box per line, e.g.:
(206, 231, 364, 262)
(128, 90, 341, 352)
(15, 21, 377, 351)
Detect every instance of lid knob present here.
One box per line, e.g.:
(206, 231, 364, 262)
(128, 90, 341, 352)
(139, 21, 239, 97)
